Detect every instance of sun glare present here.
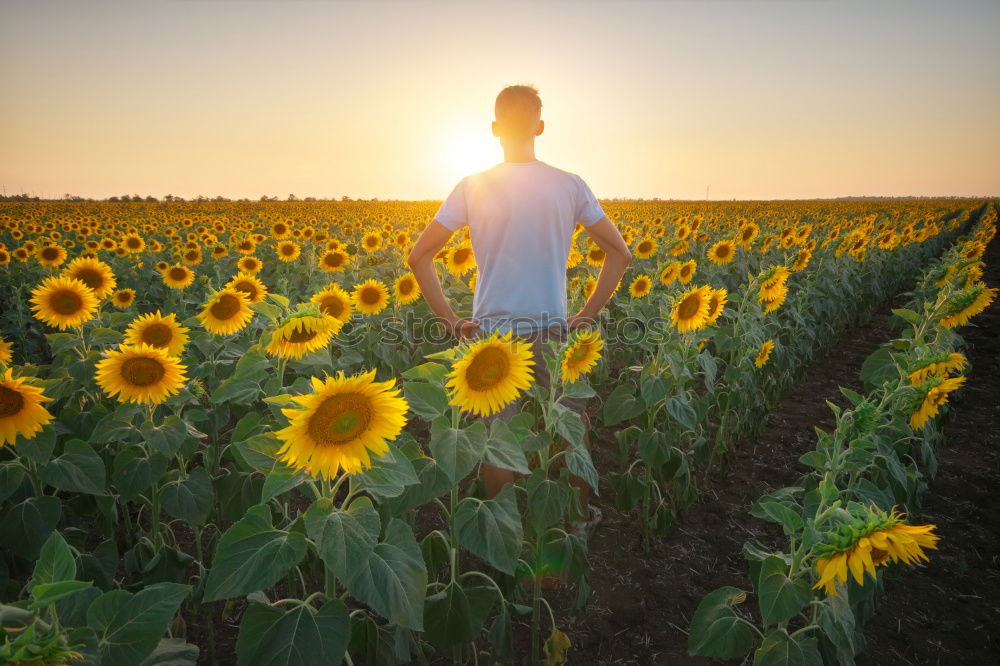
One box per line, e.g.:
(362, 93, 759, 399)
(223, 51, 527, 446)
(434, 119, 501, 187)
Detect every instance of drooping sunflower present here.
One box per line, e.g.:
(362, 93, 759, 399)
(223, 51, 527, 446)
(446, 244, 477, 277)
(938, 284, 997, 329)
(111, 289, 136, 309)
(561, 329, 604, 384)
(670, 285, 712, 333)
(61, 257, 117, 299)
(704, 287, 728, 326)
(36, 244, 67, 269)
(677, 260, 697, 284)
(909, 375, 965, 430)
(123, 311, 189, 357)
(225, 272, 268, 304)
(446, 332, 535, 417)
(312, 283, 354, 323)
(659, 261, 681, 286)
(634, 238, 658, 260)
(758, 265, 791, 313)
(792, 248, 812, 272)
(908, 353, 966, 385)
(198, 288, 254, 336)
(30, 276, 99, 330)
(275, 241, 301, 262)
(813, 506, 938, 597)
(274, 370, 409, 480)
(352, 279, 390, 316)
(394, 273, 421, 305)
(266, 311, 342, 360)
(0, 336, 12, 365)
(95, 343, 188, 405)
(0, 368, 54, 446)
(318, 249, 349, 273)
(707, 240, 736, 265)
(163, 264, 196, 289)
(754, 339, 775, 368)
(629, 274, 653, 298)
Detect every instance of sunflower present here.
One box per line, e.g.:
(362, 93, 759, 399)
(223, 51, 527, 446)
(318, 249, 349, 272)
(737, 222, 759, 248)
(163, 264, 195, 289)
(312, 284, 354, 323)
(274, 370, 408, 480)
(792, 248, 812, 272)
(671, 285, 712, 333)
(758, 265, 791, 313)
(112, 289, 136, 309)
(394, 273, 421, 305)
(361, 232, 383, 253)
(938, 285, 997, 329)
(275, 241, 301, 262)
(813, 506, 938, 597)
(561, 329, 603, 384)
(677, 260, 696, 284)
(908, 353, 966, 385)
(122, 233, 145, 254)
(704, 287, 728, 325)
(198, 288, 254, 336)
(910, 375, 965, 430)
(95, 344, 188, 405)
(629, 274, 652, 298)
(566, 248, 583, 269)
(0, 249, 9, 266)
(266, 310, 342, 360)
(754, 339, 775, 368)
(62, 257, 116, 299)
(352, 279, 390, 316)
(706, 240, 736, 265)
(0, 337, 12, 365)
(446, 244, 477, 277)
(36, 244, 68, 269)
(582, 276, 597, 300)
(225, 272, 268, 304)
(237, 255, 262, 274)
(30, 276, 99, 330)
(586, 245, 606, 267)
(446, 332, 535, 417)
(634, 238, 657, 260)
(0, 369, 54, 446)
(123, 311, 189, 357)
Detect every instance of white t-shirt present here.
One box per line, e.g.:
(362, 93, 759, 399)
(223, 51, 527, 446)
(434, 160, 606, 334)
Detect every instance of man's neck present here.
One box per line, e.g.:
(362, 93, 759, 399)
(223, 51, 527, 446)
(501, 140, 536, 163)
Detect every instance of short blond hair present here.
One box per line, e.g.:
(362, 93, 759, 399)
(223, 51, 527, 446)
(495, 85, 542, 138)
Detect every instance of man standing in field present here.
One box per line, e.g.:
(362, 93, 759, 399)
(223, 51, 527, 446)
(407, 84, 632, 530)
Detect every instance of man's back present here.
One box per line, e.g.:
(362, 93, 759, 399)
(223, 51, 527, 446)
(435, 160, 605, 334)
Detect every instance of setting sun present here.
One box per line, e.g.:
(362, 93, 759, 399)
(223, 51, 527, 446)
(434, 118, 502, 186)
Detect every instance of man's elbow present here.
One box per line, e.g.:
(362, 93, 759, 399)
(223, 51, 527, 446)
(405, 251, 421, 271)
(619, 247, 633, 265)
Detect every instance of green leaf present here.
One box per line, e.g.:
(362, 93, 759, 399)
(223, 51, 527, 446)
(260, 460, 307, 504)
(203, 504, 306, 602)
(601, 383, 644, 426)
(87, 582, 191, 666)
(545, 403, 585, 448)
(751, 500, 803, 535)
(817, 589, 860, 665)
(753, 629, 822, 666)
(401, 362, 447, 384)
(305, 496, 380, 583)
(561, 380, 597, 400)
(666, 393, 699, 431)
(526, 472, 571, 535)
(756, 556, 810, 627)
(160, 466, 215, 527)
(138, 638, 200, 666)
(0, 495, 62, 560)
(428, 419, 487, 486)
(236, 599, 349, 666)
(454, 487, 523, 574)
(483, 421, 531, 474)
(687, 586, 755, 659)
(40, 439, 106, 495)
(891, 308, 922, 325)
(31, 530, 76, 590)
(90, 327, 124, 346)
(232, 433, 283, 471)
(355, 446, 419, 499)
(384, 457, 452, 514)
(0, 461, 26, 502)
(423, 582, 479, 649)
(212, 346, 269, 405)
(142, 415, 192, 458)
(566, 440, 599, 494)
(29, 580, 94, 610)
(402, 381, 449, 420)
(345, 518, 427, 631)
(113, 445, 168, 503)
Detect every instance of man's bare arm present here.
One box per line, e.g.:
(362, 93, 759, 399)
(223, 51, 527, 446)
(569, 216, 632, 329)
(406, 219, 480, 339)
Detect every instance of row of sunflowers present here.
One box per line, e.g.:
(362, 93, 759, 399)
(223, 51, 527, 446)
(0, 198, 988, 664)
(687, 204, 997, 665)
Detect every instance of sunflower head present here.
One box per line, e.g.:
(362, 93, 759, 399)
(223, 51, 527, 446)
(30, 276, 99, 330)
(0, 369, 54, 446)
(163, 264, 196, 289)
(394, 273, 421, 305)
(938, 284, 996, 329)
(754, 339, 775, 368)
(226, 272, 268, 304)
(446, 244, 477, 276)
(198, 288, 254, 336)
(61, 257, 117, 299)
(124, 311, 189, 357)
(671, 285, 712, 333)
(446, 332, 535, 417)
(352, 279, 390, 316)
(707, 240, 736, 265)
(629, 275, 653, 298)
(312, 284, 354, 322)
(266, 308, 342, 360)
(112, 289, 136, 309)
(95, 343, 188, 405)
(561, 329, 604, 384)
(909, 375, 965, 430)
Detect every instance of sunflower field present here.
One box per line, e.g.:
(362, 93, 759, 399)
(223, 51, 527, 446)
(0, 198, 995, 665)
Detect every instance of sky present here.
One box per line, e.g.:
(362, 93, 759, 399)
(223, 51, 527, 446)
(1, 0, 999, 201)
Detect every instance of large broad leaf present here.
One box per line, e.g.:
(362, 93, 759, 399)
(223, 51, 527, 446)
(304, 496, 380, 583)
(402, 381, 449, 420)
(31, 530, 76, 590)
(756, 556, 810, 627)
(526, 472, 571, 535)
(355, 446, 419, 499)
(483, 422, 531, 474)
(211, 346, 270, 405)
(260, 460, 308, 504)
(423, 582, 490, 649)
(139, 637, 200, 666)
(566, 439, 599, 494)
(86, 582, 191, 666)
(0, 461, 26, 502)
(687, 586, 755, 659)
(545, 403, 585, 448)
(384, 457, 452, 514)
(428, 419, 487, 485)
(113, 445, 168, 503)
(753, 629, 822, 666)
(236, 599, 349, 666)
(601, 384, 644, 426)
(160, 466, 215, 527)
(203, 504, 306, 602)
(345, 518, 427, 631)
(454, 487, 523, 575)
(750, 500, 803, 535)
(0, 495, 62, 560)
(40, 439, 106, 495)
(29, 580, 94, 610)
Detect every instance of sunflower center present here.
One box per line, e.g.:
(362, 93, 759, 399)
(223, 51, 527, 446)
(50, 288, 84, 315)
(211, 294, 242, 320)
(185, 251, 198, 261)
(234, 282, 258, 300)
(360, 287, 381, 305)
(74, 268, 104, 290)
(638, 241, 652, 253)
(465, 347, 511, 392)
(324, 253, 343, 267)
(320, 296, 344, 317)
(287, 326, 319, 343)
(706, 298, 720, 318)
(568, 345, 590, 365)
(141, 323, 173, 347)
(127, 238, 141, 248)
(678, 294, 702, 320)
(308, 392, 373, 446)
(281, 245, 295, 255)
(169, 267, 187, 281)
(716, 245, 731, 259)
(680, 266, 693, 279)
(453, 248, 470, 264)
(398, 279, 413, 295)
(41, 247, 60, 260)
(0, 385, 25, 418)
(120, 356, 166, 387)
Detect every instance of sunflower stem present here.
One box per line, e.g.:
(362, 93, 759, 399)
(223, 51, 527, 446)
(276, 358, 287, 389)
